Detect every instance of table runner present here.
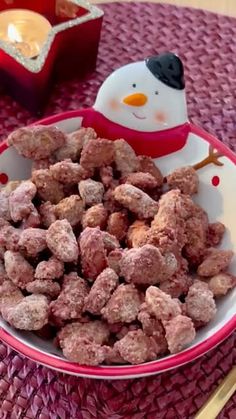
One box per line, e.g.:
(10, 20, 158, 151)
(0, 2, 236, 417)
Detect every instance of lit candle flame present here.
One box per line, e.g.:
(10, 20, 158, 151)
(7, 23, 22, 43)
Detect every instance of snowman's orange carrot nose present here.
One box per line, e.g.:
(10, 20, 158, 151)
(123, 93, 147, 107)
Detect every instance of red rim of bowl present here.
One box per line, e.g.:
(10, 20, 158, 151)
(0, 110, 235, 378)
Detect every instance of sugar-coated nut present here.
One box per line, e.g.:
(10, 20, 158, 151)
(167, 166, 199, 195)
(101, 284, 141, 324)
(207, 222, 225, 246)
(126, 220, 149, 247)
(184, 216, 208, 266)
(207, 273, 236, 297)
(114, 139, 139, 176)
(7, 125, 66, 160)
(82, 204, 108, 230)
(9, 181, 36, 222)
(137, 155, 163, 186)
(114, 330, 157, 364)
(19, 228, 47, 257)
(78, 179, 104, 206)
(80, 138, 114, 169)
(102, 231, 120, 253)
(22, 206, 41, 229)
(124, 172, 159, 190)
(185, 280, 216, 324)
(31, 158, 54, 172)
(104, 346, 126, 364)
(159, 272, 193, 298)
(0, 280, 23, 311)
(32, 169, 64, 204)
(35, 257, 64, 280)
(58, 320, 109, 347)
(55, 127, 97, 161)
(39, 202, 56, 228)
(145, 286, 181, 321)
(26, 280, 61, 299)
(50, 273, 89, 320)
(84, 268, 119, 315)
(54, 195, 84, 226)
(197, 248, 234, 277)
(107, 211, 129, 241)
(103, 186, 122, 213)
(107, 249, 123, 274)
(2, 294, 49, 330)
(0, 190, 11, 220)
(62, 335, 107, 365)
(46, 219, 79, 262)
(120, 245, 177, 285)
(79, 227, 107, 280)
(0, 224, 21, 252)
(114, 184, 158, 219)
(50, 159, 93, 184)
(4, 251, 34, 288)
(164, 315, 196, 354)
(99, 166, 114, 188)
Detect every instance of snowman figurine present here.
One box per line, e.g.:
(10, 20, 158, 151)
(80, 52, 190, 158)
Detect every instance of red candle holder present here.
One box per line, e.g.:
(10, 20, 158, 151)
(0, 0, 104, 114)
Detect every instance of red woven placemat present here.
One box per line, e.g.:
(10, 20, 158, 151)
(0, 2, 236, 418)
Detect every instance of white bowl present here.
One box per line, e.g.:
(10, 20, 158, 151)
(0, 109, 235, 379)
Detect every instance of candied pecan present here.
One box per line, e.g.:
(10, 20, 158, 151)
(207, 222, 225, 246)
(54, 195, 84, 226)
(185, 280, 216, 324)
(120, 245, 177, 285)
(4, 251, 34, 288)
(2, 294, 49, 330)
(26, 280, 61, 299)
(55, 127, 97, 161)
(114, 139, 139, 176)
(114, 330, 157, 364)
(107, 210, 129, 242)
(197, 248, 234, 277)
(124, 172, 158, 190)
(46, 220, 79, 262)
(101, 284, 141, 324)
(50, 159, 93, 184)
(207, 273, 236, 297)
(145, 286, 181, 321)
(78, 179, 104, 207)
(80, 138, 114, 169)
(137, 155, 163, 186)
(19, 228, 47, 257)
(35, 257, 64, 280)
(7, 125, 66, 160)
(9, 181, 36, 222)
(79, 227, 107, 280)
(114, 184, 158, 219)
(39, 201, 56, 228)
(164, 315, 196, 354)
(50, 272, 89, 320)
(126, 220, 149, 248)
(166, 166, 199, 195)
(82, 204, 108, 230)
(84, 268, 118, 315)
(32, 169, 64, 204)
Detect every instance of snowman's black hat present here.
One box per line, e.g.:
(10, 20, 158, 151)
(145, 52, 185, 90)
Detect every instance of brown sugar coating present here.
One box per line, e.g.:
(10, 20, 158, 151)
(166, 166, 199, 195)
(124, 172, 159, 190)
(207, 222, 225, 246)
(126, 220, 149, 248)
(185, 280, 216, 324)
(32, 169, 64, 204)
(102, 284, 142, 324)
(80, 138, 114, 169)
(197, 248, 233, 277)
(114, 139, 139, 176)
(79, 227, 107, 280)
(4, 251, 34, 288)
(26, 280, 61, 299)
(114, 184, 158, 219)
(7, 125, 66, 160)
(35, 257, 64, 280)
(55, 127, 97, 161)
(114, 330, 158, 364)
(137, 155, 163, 186)
(107, 210, 129, 241)
(164, 315, 196, 354)
(84, 268, 118, 315)
(145, 286, 182, 321)
(9, 181, 37, 222)
(207, 273, 236, 297)
(46, 219, 79, 263)
(19, 228, 47, 257)
(50, 159, 93, 184)
(54, 195, 84, 226)
(82, 204, 108, 230)
(78, 179, 104, 207)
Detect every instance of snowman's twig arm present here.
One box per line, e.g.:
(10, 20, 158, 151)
(193, 145, 224, 171)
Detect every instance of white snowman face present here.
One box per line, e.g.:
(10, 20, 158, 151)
(94, 61, 188, 132)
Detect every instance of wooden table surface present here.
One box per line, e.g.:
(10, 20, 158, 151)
(92, 0, 236, 17)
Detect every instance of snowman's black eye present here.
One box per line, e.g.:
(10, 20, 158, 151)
(155, 91, 159, 95)
(132, 83, 136, 88)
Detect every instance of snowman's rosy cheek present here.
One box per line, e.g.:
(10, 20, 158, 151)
(108, 98, 120, 111)
(154, 111, 167, 124)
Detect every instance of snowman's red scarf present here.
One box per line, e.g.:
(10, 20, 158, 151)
(81, 108, 190, 158)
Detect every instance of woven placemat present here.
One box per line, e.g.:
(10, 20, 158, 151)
(0, 2, 236, 418)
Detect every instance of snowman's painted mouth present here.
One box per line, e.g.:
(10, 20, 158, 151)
(132, 112, 147, 120)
